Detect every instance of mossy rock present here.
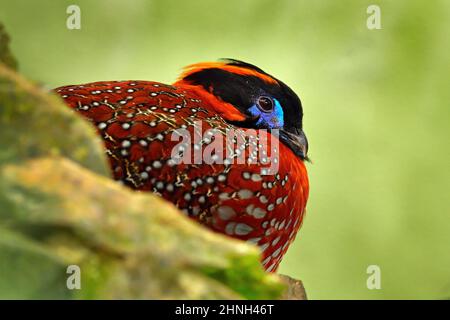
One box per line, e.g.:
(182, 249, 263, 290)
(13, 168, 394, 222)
(0, 156, 283, 299)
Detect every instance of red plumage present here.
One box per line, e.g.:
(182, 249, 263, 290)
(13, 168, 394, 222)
(55, 62, 309, 272)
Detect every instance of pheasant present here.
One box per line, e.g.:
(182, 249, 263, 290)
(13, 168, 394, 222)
(55, 59, 309, 272)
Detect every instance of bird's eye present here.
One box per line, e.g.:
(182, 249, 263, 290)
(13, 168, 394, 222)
(257, 96, 274, 112)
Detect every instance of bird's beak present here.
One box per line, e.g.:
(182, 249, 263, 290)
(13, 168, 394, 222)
(278, 128, 309, 161)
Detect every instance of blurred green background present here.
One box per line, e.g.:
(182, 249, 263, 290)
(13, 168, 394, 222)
(1, 0, 449, 299)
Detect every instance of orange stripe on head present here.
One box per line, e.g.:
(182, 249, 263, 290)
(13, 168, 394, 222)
(176, 61, 279, 86)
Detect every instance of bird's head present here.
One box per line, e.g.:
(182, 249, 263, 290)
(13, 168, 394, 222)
(174, 59, 308, 161)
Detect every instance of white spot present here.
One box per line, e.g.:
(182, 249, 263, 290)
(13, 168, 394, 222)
(247, 237, 261, 245)
(122, 123, 131, 130)
(266, 264, 276, 272)
(267, 204, 275, 211)
(217, 174, 226, 182)
(235, 223, 253, 236)
(262, 256, 271, 266)
(272, 247, 281, 258)
(276, 197, 283, 205)
(219, 192, 230, 201)
(225, 222, 236, 235)
(217, 206, 236, 220)
(98, 122, 107, 130)
(286, 220, 292, 229)
(166, 184, 174, 192)
(252, 207, 267, 219)
(243, 172, 251, 180)
(192, 206, 200, 215)
(238, 189, 253, 199)
(184, 193, 191, 201)
(251, 173, 262, 182)
(121, 140, 131, 148)
(272, 236, 281, 246)
(259, 195, 268, 204)
(152, 161, 162, 169)
(140, 172, 149, 180)
(259, 242, 269, 252)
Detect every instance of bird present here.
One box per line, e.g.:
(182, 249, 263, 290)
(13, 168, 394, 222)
(54, 59, 309, 272)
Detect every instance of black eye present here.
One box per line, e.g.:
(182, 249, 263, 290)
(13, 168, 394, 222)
(257, 96, 274, 112)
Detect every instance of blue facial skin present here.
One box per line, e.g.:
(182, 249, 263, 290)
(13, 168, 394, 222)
(248, 97, 284, 129)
